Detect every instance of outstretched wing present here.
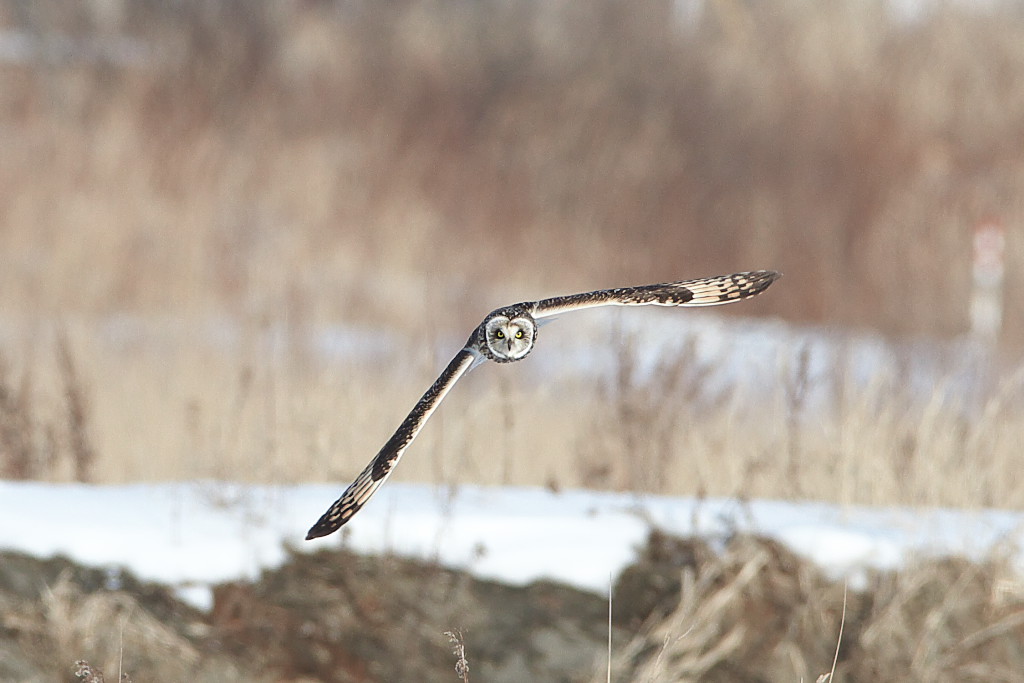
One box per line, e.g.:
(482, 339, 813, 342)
(307, 269, 779, 537)
(529, 270, 780, 319)
(306, 347, 480, 540)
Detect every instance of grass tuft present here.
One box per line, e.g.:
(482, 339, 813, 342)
(74, 659, 133, 683)
(444, 629, 470, 683)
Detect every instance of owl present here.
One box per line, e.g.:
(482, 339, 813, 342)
(306, 270, 780, 539)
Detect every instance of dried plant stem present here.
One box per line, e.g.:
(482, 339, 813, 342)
(818, 581, 847, 683)
(444, 629, 470, 683)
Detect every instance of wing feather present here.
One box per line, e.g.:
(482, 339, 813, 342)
(530, 270, 780, 319)
(305, 347, 479, 539)
(307, 269, 780, 538)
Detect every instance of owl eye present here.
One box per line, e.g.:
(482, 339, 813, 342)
(495, 330, 505, 339)
(515, 330, 524, 339)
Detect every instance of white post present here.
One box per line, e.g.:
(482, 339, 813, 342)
(969, 218, 1006, 343)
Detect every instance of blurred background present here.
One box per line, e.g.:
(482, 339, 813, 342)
(7, 2, 1024, 681)
(1, 0, 1023, 507)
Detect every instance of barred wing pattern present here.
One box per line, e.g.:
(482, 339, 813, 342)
(305, 348, 479, 539)
(530, 270, 780, 319)
(306, 270, 779, 539)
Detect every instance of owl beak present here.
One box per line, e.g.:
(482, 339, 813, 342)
(506, 339, 513, 351)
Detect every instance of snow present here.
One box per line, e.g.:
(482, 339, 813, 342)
(1, 480, 1022, 611)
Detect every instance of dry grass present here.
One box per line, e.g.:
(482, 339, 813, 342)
(6, 8, 1024, 680)
(6, 311, 1024, 511)
(3, 0, 1024, 335)
(2, 1, 1024, 507)
(6, 533, 1022, 683)
(74, 660, 132, 683)
(444, 629, 471, 683)
(597, 532, 1024, 683)
(0, 333, 93, 482)
(8, 571, 196, 682)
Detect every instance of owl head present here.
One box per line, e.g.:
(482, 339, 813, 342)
(479, 306, 536, 362)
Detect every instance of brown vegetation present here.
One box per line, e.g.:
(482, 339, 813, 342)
(599, 531, 1024, 682)
(3, 4, 1024, 679)
(6, 313, 1024, 509)
(0, 337, 93, 482)
(2, 0, 1023, 337)
(3, 532, 1024, 682)
(2, 1, 1023, 503)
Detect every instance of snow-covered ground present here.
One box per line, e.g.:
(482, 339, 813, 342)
(1, 480, 1021, 610)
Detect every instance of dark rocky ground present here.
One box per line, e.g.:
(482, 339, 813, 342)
(2, 531, 1023, 682)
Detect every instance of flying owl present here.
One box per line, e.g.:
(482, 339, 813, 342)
(306, 270, 780, 539)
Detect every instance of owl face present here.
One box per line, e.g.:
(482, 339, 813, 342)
(482, 312, 536, 362)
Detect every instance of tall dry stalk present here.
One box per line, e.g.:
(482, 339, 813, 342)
(57, 333, 95, 483)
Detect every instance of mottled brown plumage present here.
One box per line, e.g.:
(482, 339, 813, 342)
(306, 270, 779, 540)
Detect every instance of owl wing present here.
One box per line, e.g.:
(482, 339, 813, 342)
(305, 347, 481, 540)
(528, 270, 780, 319)
(307, 269, 780, 537)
